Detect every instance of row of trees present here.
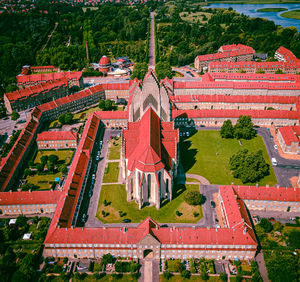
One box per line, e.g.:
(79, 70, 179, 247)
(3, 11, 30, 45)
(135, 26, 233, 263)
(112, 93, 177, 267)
(221, 116, 256, 140)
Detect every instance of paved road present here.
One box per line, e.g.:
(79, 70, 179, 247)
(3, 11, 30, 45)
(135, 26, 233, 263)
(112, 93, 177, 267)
(172, 67, 194, 78)
(85, 128, 122, 228)
(257, 128, 300, 187)
(256, 251, 269, 282)
(149, 12, 155, 66)
(139, 259, 159, 282)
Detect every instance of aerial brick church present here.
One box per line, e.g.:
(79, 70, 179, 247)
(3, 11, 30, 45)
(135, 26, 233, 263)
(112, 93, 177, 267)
(121, 70, 179, 209)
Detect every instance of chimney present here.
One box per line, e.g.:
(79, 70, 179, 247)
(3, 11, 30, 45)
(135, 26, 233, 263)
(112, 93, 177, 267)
(192, 226, 195, 230)
(170, 227, 172, 232)
(123, 227, 127, 233)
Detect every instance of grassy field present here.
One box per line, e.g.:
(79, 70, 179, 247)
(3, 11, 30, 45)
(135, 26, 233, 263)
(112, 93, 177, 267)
(34, 150, 74, 165)
(26, 173, 61, 190)
(257, 7, 287, 12)
(281, 10, 300, 20)
(181, 131, 277, 186)
(102, 162, 120, 183)
(159, 275, 221, 282)
(97, 184, 203, 223)
(108, 138, 121, 160)
(180, 11, 212, 23)
(73, 274, 138, 282)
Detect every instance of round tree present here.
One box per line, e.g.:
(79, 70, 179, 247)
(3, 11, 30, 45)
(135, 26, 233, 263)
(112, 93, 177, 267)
(184, 190, 203, 205)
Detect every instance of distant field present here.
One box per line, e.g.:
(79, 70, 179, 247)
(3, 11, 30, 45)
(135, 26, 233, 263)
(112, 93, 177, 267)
(281, 9, 300, 20)
(257, 8, 288, 12)
(181, 130, 277, 186)
(180, 11, 212, 23)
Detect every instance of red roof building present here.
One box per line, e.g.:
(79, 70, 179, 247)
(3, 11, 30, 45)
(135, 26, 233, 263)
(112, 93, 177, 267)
(0, 190, 62, 215)
(277, 126, 300, 154)
(37, 131, 78, 149)
(98, 56, 111, 73)
(195, 44, 255, 71)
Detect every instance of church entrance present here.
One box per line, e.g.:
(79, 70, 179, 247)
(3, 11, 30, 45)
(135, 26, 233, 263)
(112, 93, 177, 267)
(143, 249, 154, 258)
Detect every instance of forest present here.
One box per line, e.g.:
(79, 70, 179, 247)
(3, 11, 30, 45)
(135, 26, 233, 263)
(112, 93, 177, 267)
(155, 2, 300, 66)
(0, 3, 150, 95)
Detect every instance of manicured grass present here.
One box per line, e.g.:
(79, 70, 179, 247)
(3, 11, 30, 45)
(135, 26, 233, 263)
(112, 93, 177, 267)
(257, 8, 287, 12)
(97, 184, 203, 223)
(181, 131, 277, 186)
(73, 274, 138, 282)
(73, 105, 100, 121)
(108, 138, 121, 160)
(159, 275, 221, 282)
(26, 173, 61, 190)
(281, 10, 300, 20)
(102, 162, 120, 183)
(34, 149, 74, 165)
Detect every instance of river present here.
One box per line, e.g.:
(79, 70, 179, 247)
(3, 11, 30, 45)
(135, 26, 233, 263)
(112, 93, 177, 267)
(205, 3, 300, 31)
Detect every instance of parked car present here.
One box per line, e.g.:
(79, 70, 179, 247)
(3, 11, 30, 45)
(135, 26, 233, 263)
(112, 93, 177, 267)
(210, 201, 216, 208)
(274, 145, 278, 150)
(122, 219, 131, 223)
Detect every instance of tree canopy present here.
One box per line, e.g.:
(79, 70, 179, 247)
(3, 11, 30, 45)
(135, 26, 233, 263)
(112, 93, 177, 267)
(233, 115, 256, 140)
(229, 149, 269, 183)
(220, 119, 234, 138)
(155, 61, 173, 81)
(132, 62, 148, 80)
(184, 190, 203, 205)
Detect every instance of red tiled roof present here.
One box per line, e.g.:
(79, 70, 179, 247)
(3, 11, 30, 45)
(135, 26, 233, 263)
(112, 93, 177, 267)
(231, 185, 300, 202)
(37, 131, 77, 142)
(172, 109, 299, 121)
(5, 78, 68, 103)
(17, 71, 82, 85)
(0, 190, 62, 205)
(0, 118, 39, 191)
(278, 126, 299, 146)
(170, 95, 299, 105)
(101, 82, 129, 90)
(173, 79, 300, 90)
(209, 61, 300, 70)
(196, 44, 254, 62)
(95, 111, 128, 120)
(123, 108, 178, 173)
(276, 46, 300, 64)
(209, 72, 300, 83)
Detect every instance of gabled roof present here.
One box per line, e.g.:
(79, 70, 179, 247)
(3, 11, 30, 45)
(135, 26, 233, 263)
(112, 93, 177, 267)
(278, 126, 299, 146)
(0, 190, 62, 205)
(123, 108, 178, 173)
(37, 131, 77, 142)
(232, 185, 300, 202)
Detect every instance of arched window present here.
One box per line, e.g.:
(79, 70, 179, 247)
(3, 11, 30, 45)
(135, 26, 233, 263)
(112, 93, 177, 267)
(166, 178, 169, 196)
(147, 174, 151, 199)
(158, 172, 161, 187)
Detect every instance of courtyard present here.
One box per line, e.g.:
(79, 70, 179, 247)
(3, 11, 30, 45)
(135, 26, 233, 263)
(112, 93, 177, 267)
(25, 149, 74, 190)
(96, 184, 203, 223)
(180, 130, 277, 186)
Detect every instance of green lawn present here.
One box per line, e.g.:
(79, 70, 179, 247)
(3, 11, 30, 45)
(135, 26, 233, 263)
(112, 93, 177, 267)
(102, 162, 120, 183)
(26, 149, 74, 190)
(181, 131, 277, 186)
(160, 275, 221, 282)
(185, 177, 200, 183)
(108, 138, 121, 160)
(34, 149, 74, 165)
(73, 105, 100, 121)
(73, 274, 138, 282)
(97, 184, 203, 223)
(26, 173, 61, 190)
(281, 10, 300, 20)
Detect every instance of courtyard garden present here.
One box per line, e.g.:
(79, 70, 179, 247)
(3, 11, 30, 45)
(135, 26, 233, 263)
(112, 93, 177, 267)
(102, 162, 120, 183)
(180, 130, 277, 186)
(108, 137, 121, 160)
(97, 184, 203, 223)
(24, 149, 74, 190)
